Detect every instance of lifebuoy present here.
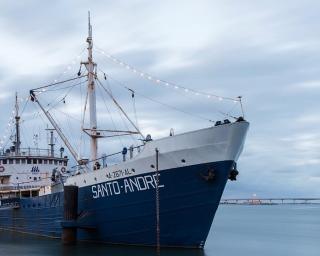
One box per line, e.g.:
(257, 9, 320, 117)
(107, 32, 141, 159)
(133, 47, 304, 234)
(0, 166, 5, 172)
(61, 167, 66, 173)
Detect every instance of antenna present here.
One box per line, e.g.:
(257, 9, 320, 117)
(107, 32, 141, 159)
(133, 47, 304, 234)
(88, 11, 92, 39)
(46, 128, 56, 157)
(14, 92, 21, 155)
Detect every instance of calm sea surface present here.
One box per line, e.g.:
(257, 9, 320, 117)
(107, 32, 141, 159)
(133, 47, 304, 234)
(0, 204, 319, 256)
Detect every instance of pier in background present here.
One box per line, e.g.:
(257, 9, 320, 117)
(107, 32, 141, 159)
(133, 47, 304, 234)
(221, 198, 320, 205)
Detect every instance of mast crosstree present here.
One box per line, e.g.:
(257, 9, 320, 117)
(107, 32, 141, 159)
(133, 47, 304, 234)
(30, 12, 143, 169)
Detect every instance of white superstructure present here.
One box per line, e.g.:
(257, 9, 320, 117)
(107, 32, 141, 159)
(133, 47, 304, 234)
(65, 120, 249, 188)
(0, 95, 68, 199)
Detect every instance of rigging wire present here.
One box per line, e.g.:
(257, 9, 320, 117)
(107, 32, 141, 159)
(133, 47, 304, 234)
(0, 49, 86, 150)
(78, 80, 85, 158)
(94, 46, 240, 102)
(28, 77, 87, 119)
(43, 82, 84, 92)
(52, 108, 82, 122)
(96, 83, 125, 148)
(96, 78, 145, 140)
(95, 59, 237, 120)
(99, 68, 140, 131)
(47, 78, 87, 157)
(24, 77, 86, 154)
(32, 75, 87, 92)
(81, 91, 88, 146)
(99, 72, 215, 123)
(0, 96, 30, 149)
(131, 90, 140, 131)
(104, 78, 137, 145)
(46, 78, 87, 112)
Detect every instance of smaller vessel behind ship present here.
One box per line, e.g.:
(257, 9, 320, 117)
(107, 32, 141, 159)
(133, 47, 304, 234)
(0, 14, 249, 248)
(0, 93, 68, 201)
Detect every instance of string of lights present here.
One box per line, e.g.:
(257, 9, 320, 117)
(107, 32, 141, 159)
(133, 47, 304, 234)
(0, 107, 16, 149)
(0, 49, 86, 149)
(36, 47, 86, 96)
(94, 46, 241, 103)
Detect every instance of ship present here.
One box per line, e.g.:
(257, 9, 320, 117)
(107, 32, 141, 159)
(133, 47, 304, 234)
(0, 14, 249, 249)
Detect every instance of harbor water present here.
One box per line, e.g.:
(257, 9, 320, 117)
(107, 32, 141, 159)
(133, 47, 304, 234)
(0, 204, 319, 256)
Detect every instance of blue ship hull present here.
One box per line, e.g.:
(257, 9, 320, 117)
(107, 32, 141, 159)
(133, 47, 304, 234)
(0, 160, 233, 248)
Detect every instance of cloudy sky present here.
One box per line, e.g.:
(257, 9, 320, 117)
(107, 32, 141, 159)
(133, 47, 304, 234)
(0, 0, 319, 198)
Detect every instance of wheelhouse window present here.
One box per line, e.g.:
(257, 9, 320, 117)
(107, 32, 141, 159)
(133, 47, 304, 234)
(64, 161, 67, 166)
(44, 159, 48, 164)
(38, 159, 43, 164)
(3, 159, 7, 164)
(27, 159, 31, 164)
(33, 159, 37, 164)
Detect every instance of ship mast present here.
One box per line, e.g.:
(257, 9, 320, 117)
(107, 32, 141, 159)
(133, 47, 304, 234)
(14, 92, 21, 155)
(82, 11, 98, 162)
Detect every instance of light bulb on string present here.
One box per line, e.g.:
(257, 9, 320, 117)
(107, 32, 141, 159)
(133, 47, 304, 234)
(95, 46, 241, 104)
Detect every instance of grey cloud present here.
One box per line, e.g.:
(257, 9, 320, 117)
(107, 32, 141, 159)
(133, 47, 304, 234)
(0, 0, 320, 198)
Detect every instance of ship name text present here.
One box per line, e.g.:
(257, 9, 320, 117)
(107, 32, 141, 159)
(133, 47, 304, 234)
(91, 174, 164, 199)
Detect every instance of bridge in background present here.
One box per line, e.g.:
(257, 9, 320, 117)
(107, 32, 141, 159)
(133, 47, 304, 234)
(220, 198, 320, 205)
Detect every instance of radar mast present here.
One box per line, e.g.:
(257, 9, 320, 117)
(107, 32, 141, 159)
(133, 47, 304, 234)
(14, 92, 21, 155)
(82, 11, 98, 162)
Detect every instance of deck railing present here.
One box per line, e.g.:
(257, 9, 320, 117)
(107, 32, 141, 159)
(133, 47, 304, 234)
(0, 184, 40, 191)
(0, 147, 64, 158)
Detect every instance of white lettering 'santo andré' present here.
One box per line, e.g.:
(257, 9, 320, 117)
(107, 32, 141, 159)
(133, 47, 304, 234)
(91, 174, 164, 199)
